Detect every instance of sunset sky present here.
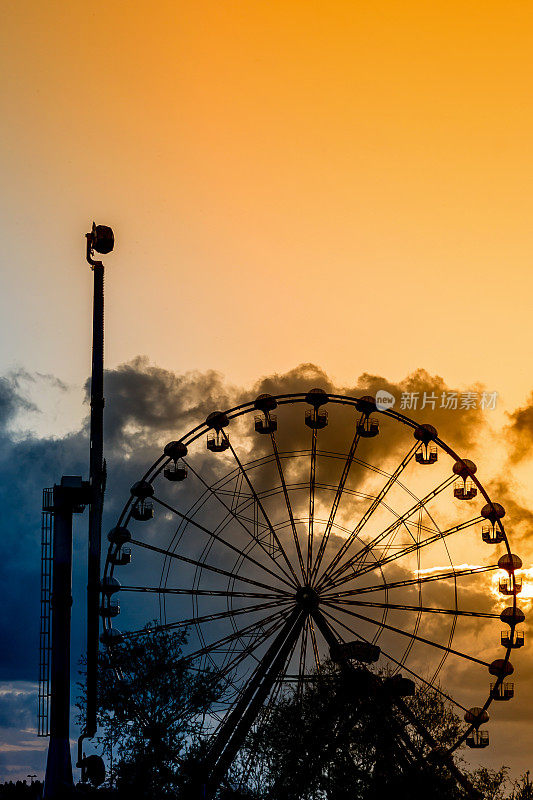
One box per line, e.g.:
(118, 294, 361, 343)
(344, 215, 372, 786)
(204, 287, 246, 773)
(2, 0, 533, 787)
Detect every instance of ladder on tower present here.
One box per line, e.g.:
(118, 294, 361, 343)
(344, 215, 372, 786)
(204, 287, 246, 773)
(38, 487, 54, 736)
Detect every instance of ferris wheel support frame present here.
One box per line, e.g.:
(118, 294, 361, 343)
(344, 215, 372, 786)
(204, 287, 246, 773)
(205, 606, 306, 796)
(200, 595, 481, 799)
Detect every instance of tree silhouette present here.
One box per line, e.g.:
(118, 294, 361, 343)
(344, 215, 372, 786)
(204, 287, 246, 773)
(225, 663, 492, 800)
(77, 642, 527, 800)
(78, 624, 221, 798)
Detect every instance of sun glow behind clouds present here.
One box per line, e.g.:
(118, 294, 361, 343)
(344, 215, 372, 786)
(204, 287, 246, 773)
(415, 564, 533, 609)
(489, 567, 533, 608)
(415, 563, 485, 574)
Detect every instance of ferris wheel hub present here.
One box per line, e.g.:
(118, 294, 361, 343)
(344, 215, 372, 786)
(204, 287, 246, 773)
(295, 585, 319, 610)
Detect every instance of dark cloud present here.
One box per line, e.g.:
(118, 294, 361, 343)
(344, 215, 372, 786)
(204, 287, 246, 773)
(505, 393, 533, 462)
(250, 363, 334, 399)
(98, 357, 237, 449)
(0, 686, 35, 730)
(0, 358, 242, 685)
(10, 368, 68, 393)
(0, 374, 37, 427)
(252, 365, 488, 453)
(347, 368, 487, 452)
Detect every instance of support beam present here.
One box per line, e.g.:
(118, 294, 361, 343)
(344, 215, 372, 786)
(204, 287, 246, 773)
(311, 607, 481, 799)
(205, 606, 305, 797)
(44, 479, 91, 800)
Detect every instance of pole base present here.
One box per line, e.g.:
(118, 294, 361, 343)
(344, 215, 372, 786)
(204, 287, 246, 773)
(44, 736, 74, 799)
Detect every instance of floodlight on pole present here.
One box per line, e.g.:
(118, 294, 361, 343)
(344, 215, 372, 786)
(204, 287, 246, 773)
(86, 222, 114, 266)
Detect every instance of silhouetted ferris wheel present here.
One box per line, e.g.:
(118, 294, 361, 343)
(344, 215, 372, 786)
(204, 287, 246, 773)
(101, 390, 524, 795)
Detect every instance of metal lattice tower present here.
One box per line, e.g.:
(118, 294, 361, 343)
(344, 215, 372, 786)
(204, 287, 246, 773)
(38, 488, 54, 737)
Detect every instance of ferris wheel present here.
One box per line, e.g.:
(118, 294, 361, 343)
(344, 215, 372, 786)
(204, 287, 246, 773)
(101, 389, 524, 794)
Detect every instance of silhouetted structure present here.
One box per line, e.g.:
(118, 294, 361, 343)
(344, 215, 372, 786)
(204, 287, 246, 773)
(98, 389, 524, 797)
(40, 224, 114, 798)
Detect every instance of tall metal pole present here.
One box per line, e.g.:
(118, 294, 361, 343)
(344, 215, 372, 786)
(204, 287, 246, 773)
(83, 223, 113, 742)
(86, 243, 104, 738)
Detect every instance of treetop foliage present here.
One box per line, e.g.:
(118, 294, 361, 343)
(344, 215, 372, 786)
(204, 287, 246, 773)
(77, 629, 530, 800)
(78, 624, 222, 798)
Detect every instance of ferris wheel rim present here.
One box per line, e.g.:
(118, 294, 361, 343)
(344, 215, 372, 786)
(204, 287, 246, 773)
(102, 390, 520, 757)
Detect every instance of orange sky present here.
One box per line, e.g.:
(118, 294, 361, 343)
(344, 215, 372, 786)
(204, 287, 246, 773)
(2, 1, 533, 409)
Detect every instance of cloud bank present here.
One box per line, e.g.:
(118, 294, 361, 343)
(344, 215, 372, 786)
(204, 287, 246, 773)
(1, 359, 531, 780)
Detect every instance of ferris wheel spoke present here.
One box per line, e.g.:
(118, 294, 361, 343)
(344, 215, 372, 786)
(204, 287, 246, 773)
(184, 614, 289, 724)
(310, 429, 361, 584)
(309, 618, 321, 671)
(130, 537, 291, 595)
(270, 433, 306, 582)
(297, 618, 310, 698)
(222, 432, 300, 587)
(203, 613, 291, 690)
(379, 506, 423, 569)
(322, 563, 499, 599)
(319, 607, 469, 713)
(166, 600, 289, 630)
(329, 598, 499, 619)
(320, 434, 419, 583)
(182, 607, 291, 665)
(347, 516, 482, 588)
(319, 475, 456, 590)
(323, 515, 483, 592)
(307, 425, 318, 581)
(183, 459, 296, 587)
(152, 495, 295, 590)
(126, 599, 294, 638)
(120, 586, 284, 599)
(321, 600, 490, 667)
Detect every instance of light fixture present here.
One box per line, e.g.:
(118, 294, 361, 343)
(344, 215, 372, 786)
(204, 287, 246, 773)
(86, 221, 114, 267)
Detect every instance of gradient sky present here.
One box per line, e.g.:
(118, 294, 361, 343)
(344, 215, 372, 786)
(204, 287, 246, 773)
(2, 0, 533, 786)
(3, 1, 533, 409)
